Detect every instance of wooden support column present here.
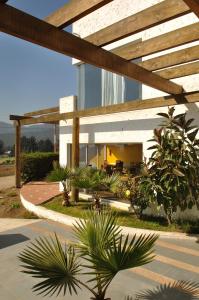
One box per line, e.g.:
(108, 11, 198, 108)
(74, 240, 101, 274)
(53, 124, 58, 152)
(71, 117, 79, 202)
(15, 120, 21, 188)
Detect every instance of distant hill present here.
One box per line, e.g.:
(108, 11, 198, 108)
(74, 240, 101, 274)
(0, 121, 54, 147)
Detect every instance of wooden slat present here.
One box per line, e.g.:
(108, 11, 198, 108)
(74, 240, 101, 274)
(113, 23, 199, 60)
(85, 0, 190, 46)
(0, 4, 182, 95)
(155, 61, 199, 79)
(20, 91, 199, 126)
(138, 45, 199, 71)
(45, 0, 113, 29)
(24, 106, 59, 117)
(183, 0, 199, 17)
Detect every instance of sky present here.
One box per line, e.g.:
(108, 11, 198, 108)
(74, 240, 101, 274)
(0, 0, 76, 123)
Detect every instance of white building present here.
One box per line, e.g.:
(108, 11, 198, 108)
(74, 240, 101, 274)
(59, 0, 199, 172)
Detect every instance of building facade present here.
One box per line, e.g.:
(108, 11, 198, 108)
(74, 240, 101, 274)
(59, 0, 199, 172)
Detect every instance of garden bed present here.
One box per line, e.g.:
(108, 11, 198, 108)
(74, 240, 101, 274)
(43, 195, 199, 234)
(0, 187, 37, 219)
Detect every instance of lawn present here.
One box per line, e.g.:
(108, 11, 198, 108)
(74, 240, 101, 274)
(43, 195, 199, 233)
(0, 187, 37, 219)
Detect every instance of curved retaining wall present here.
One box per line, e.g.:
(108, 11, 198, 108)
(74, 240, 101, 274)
(20, 192, 198, 240)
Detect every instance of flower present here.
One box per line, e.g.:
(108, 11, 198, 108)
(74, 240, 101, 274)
(125, 190, 131, 197)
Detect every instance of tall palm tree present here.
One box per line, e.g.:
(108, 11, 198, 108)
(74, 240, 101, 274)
(19, 211, 158, 300)
(47, 162, 72, 206)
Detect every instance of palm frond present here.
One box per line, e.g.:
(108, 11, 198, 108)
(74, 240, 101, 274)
(47, 163, 72, 182)
(85, 233, 158, 288)
(73, 210, 121, 256)
(135, 280, 199, 299)
(18, 234, 81, 297)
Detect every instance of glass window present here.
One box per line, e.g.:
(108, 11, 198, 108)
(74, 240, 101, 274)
(77, 64, 101, 110)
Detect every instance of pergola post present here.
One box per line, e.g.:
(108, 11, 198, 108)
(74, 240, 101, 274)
(71, 116, 79, 202)
(15, 120, 21, 188)
(53, 123, 59, 152)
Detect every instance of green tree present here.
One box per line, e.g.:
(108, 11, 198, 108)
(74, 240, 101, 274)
(19, 211, 158, 300)
(47, 163, 72, 206)
(0, 139, 4, 155)
(139, 107, 199, 224)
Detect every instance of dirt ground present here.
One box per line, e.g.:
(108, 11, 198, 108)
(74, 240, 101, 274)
(0, 175, 15, 190)
(0, 165, 15, 177)
(0, 187, 37, 219)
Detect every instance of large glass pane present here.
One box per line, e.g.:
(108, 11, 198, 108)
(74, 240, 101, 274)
(87, 144, 98, 168)
(79, 144, 87, 167)
(77, 64, 101, 110)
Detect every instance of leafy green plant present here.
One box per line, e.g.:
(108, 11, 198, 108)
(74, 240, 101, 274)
(11, 202, 20, 209)
(19, 211, 158, 300)
(21, 152, 59, 182)
(72, 167, 120, 211)
(139, 107, 199, 224)
(47, 162, 72, 206)
(116, 176, 149, 218)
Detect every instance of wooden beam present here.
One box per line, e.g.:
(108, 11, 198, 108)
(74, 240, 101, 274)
(10, 115, 31, 121)
(71, 117, 79, 202)
(183, 0, 199, 17)
(0, 4, 183, 95)
(45, 0, 113, 29)
(15, 121, 21, 188)
(155, 61, 199, 79)
(24, 106, 59, 117)
(138, 45, 199, 71)
(85, 0, 190, 46)
(113, 23, 199, 60)
(20, 91, 199, 126)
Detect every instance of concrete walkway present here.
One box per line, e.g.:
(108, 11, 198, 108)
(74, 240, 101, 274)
(0, 218, 199, 300)
(0, 175, 15, 190)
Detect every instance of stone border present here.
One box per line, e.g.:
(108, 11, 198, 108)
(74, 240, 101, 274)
(20, 192, 199, 240)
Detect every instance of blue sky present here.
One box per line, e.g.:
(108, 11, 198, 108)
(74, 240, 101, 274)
(0, 0, 76, 123)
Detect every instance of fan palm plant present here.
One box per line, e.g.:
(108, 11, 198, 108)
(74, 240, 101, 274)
(72, 167, 120, 211)
(19, 211, 158, 300)
(47, 162, 72, 206)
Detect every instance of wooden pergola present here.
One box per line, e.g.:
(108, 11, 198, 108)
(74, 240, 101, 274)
(0, 0, 198, 192)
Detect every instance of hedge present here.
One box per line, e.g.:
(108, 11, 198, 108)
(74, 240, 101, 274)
(21, 152, 59, 182)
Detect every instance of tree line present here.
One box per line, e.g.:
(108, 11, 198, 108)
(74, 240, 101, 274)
(0, 136, 55, 156)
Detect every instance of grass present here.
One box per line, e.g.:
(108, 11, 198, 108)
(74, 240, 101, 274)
(0, 187, 37, 219)
(43, 195, 199, 233)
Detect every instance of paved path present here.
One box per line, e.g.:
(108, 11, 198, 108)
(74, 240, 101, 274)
(0, 218, 198, 300)
(0, 175, 15, 190)
(21, 182, 61, 205)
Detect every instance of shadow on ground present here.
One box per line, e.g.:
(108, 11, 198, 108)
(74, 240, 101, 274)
(0, 234, 29, 249)
(126, 281, 199, 300)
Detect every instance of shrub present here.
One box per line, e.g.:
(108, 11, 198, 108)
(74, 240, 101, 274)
(21, 152, 59, 182)
(139, 107, 199, 225)
(116, 175, 149, 218)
